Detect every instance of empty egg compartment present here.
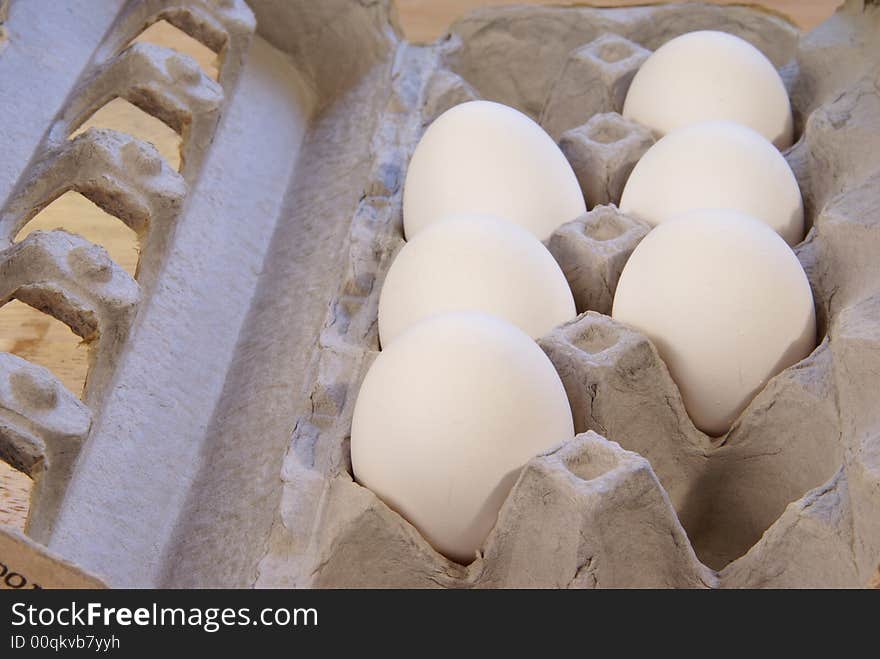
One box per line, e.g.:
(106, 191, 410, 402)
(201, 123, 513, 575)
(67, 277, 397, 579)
(1, 0, 879, 589)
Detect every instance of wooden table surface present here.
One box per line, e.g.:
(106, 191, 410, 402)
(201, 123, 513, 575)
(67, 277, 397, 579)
(0, 0, 843, 546)
(397, 0, 841, 41)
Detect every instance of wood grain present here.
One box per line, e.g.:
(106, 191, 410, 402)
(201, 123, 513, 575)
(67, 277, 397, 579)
(395, 0, 842, 42)
(0, 1, 843, 537)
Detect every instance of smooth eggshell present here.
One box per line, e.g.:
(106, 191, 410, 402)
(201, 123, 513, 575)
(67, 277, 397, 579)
(378, 214, 576, 346)
(622, 31, 794, 149)
(351, 312, 575, 563)
(612, 210, 815, 436)
(619, 121, 804, 245)
(403, 101, 586, 241)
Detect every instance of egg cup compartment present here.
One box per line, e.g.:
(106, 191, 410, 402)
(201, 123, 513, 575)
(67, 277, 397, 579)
(2, 0, 879, 588)
(541, 311, 844, 574)
(309, 432, 715, 588)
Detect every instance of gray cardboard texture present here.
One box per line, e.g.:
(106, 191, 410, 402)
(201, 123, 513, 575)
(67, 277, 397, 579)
(0, 0, 878, 588)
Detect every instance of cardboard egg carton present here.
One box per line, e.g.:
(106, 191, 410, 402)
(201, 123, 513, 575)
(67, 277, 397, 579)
(1, 0, 878, 588)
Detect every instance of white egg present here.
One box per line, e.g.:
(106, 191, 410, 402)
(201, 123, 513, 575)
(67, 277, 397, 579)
(622, 30, 794, 149)
(378, 214, 575, 346)
(403, 100, 586, 241)
(612, 210, 815, 436)
(619, 121, 804, 245)
(351, 312, 575, 563)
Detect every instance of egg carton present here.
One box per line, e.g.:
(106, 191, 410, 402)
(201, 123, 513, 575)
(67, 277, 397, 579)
(0, 0, 878, 589)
